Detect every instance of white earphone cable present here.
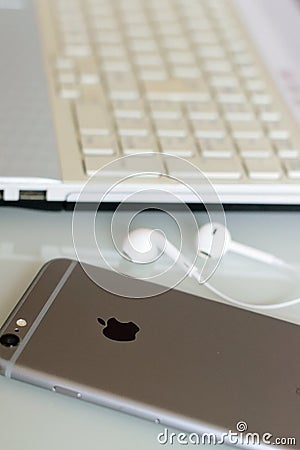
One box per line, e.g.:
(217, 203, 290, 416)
(202, 279, 300, 310)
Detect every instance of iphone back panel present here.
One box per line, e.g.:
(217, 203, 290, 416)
(0, 258, 299, 448)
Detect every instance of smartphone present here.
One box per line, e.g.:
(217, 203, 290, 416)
(0, 258, 299, 449)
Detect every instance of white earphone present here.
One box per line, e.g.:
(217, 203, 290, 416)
(122, 228, 201, 281)
(122, 224, 300, 310)
(197, 223, 297, 273)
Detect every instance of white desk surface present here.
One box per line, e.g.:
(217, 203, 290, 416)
(1, 207, 300, 450)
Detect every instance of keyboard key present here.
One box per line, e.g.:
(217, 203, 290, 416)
(166, 156, 243, 179)
(81, 135, 118, 156)
(185, 101, 218, 120)
(155, 23, 183, 38)
(220, 102, 254, 115)
(209, 75, 239, 88)
(254, 102, 281, 114)
(224, 112, 255, 122)
(197, 45, 225, 59)
(57, 71, 77, 84)
(126, 24, 153, 39)
(167, 51, 196, 65)
(65, 44, 91, 57)
(116, 117, 151, 136)
(232, 53, 253, 66)
(106, 73, 139, 100)
(144, 78, 210, 102)
(161, 36, 189, 50)
(191, 118, 226, 139)
(267, 126, 291, 141)
(59, 83, 80, 99)
(122, 10, 148, 24)
(251, 94, 273, 106)
(120, 135, 158, 154)
(94, 30, 122, 44)
(283, 160, 300, 179)
(84, 154, 164, 177)
(216, 93, 246, 104)
(138, 67, 168, 81)
(98, 44, 127, 59)
(75, 57, 100, 84)
(159, 137, 196, 157)
(153, 118, 189, 138)
(239, 66, 260, 79)
(190, 31, 219, 45)
(134, 52, 163, 67)
(112, 100, 145, 118)
(244, 79, 266, 94)
(212, 84, 243, 96)
(237, 138, 274, 158)
(63, 32, 90, 47)
(204, 60, 233, 74)
(259, 112, 282, 123)
(129, 39, 158, 52)
(274, 139, 300, 159)
(244, 158, 282, 180)
(75, 103, 112, 135)
(198, 136, 235, 158)
(102, 60, 131, 72)
(92, 18, 118, 32)
(79, 84, 106, 102)
(149, 101, 182, 119)
(228, 120, 264, 139)
(277, 149, 300, 159)
(55, 57, 75, 70)
(226, 41, 248, 54)
(171, 66, 201, 79)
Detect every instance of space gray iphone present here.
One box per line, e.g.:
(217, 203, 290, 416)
(0, 258, 299, 449)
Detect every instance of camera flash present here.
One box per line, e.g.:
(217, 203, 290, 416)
(16, 318, 27, 327)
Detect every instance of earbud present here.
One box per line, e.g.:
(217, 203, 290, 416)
(196, 223, 229, 258)
(122, 228, 201, 281)
(197, 222, 296, 273)
(122, 228, 160, 264)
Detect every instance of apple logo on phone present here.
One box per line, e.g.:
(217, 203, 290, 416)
(97, 317, 140, 342)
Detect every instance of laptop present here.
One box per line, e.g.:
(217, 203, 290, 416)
(1, 0, 300, 207)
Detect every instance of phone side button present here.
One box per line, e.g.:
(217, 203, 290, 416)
(52, 385, 82, 399)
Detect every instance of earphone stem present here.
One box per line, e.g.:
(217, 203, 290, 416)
(163, 238, 202, 280)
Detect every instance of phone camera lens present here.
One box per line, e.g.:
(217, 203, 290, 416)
(0, 333, 20, 347)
